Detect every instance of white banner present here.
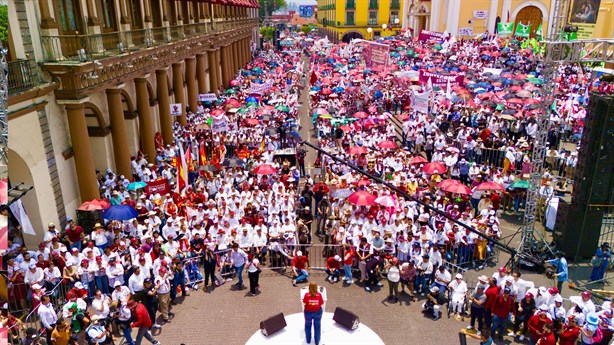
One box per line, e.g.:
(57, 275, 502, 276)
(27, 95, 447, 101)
(458, 27, 474, 36)
(198, 93, 217, 102)
(170, 103, 182, 116)
(9, 199, 36, 235)
(412, 91, 430, 113)
(210, 116, 229, 133)
(249, 80, 274, 95)
(473, 10, 488, 19)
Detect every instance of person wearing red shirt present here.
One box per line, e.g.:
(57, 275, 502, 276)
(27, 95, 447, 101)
(302, 282, 324, 345)
(558, 315, 581, 345)
(527, 309, 554, 344)
(325, 255, 341, 283)
(538, 323, 556, 345)
(292, 251, 310, 286)
(342, 244, 355, 285)
(484, 277, 500, 329)
(491, 287, 514, 340)
(65, 218, 85, 251)
(127, 299, 161, 345)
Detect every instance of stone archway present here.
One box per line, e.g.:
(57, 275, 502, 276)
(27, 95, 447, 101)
(84, 103, 115, 171)
(8, 149, 43, 247)
(512, 1, 548, 38)
(341, 31, 364, 43)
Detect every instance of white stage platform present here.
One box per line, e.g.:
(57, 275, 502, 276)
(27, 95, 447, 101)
(245, 312, 385, 345)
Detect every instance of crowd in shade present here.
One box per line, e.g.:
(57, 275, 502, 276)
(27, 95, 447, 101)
(3, 27, 614, 345)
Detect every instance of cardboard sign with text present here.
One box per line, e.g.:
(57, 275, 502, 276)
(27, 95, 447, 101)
(419, 70, 464, 88)
(210, 116, 229, 133)
(362, 41, 390, 72)
(146, 178, 170, 196)
(418, 30, 450, 42)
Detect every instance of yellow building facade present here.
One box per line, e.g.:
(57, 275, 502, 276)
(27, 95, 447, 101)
(402, 0, 612, 39)
(316, 0, 405, 42)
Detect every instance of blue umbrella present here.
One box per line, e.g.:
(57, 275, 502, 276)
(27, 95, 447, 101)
(374, 90, 383, 98)
(311, 86, 322, 92)
(246, 96, 258, 103)
(127, 181, 147, 191)
(102, 205, 139, 221)
(333, 87, 345, 93)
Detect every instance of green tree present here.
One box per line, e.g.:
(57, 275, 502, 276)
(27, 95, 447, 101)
(260, 27, 275, 40)
(0, 5, 7, 46)
(258, 0, 287, 18)
(300, 25, 310, 34)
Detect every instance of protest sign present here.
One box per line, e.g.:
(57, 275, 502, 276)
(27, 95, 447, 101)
(419, 70, 464, 88)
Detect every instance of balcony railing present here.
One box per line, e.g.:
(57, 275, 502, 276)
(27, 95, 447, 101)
(40, 18, 258, 62)
(346, 0, 355, 9)
(8, 59, 43, 96)
(390, 0, 400, 9)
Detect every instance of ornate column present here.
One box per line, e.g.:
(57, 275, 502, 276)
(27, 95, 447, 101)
(185, 57, 198, 113)
(64, 101, 100, 201)
(156, 69, 174, 145)
(220, 45, 230, 89)
(106, 87, 133, 178)
(208, 49, 220, 93)
(135, 76, 156, 160)
(196, 53, 207, 94)
(233, 41, 240, 73)
(38, 0, 59, 29)
(172, 62, 187, 126)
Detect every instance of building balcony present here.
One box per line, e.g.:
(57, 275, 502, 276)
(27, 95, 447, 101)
(8, 59, 43, 96)
(39, 18, 259, 99)
(346, 0, 355, 9)
(40, 18, 258, 62)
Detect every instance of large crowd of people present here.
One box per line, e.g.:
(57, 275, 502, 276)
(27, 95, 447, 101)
(3, 27, 614, 345)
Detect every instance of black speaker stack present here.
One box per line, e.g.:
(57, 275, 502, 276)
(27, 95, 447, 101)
(554, 94, 614, 258)
(260, 313, 287, 336)
(332, 307, 360, 331)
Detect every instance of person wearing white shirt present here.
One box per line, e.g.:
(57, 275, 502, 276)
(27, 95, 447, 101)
(91, 290, 111, 318)
(448, 273, 468, 318)
(239, 228, 253, 249)
(111, 282, 131, 305)
(128, 266, 146, 296)
(432, 265, 452, 293)
(155, 269, 172, 322)
(106, 258, 124, 287)
(24, 264, 44, 287)
(229, 243, 249, 289)
(38, 295, 58, 344)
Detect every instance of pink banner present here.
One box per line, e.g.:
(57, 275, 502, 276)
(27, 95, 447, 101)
(146, 178, 170, 196)
(362, 41, 390, 72)
(419, 70, 464, 88)
(418, 30, 450, 42)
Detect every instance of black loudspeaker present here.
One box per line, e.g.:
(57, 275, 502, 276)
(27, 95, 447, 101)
(260, 313, 287, 336)
(555, 94, 614, 258)
(333, 307, 360, 331)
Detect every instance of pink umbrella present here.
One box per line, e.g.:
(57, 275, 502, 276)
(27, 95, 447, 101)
(244, 118, 259, 126)
(314, 108, 329, 115)
(347, 146, 368, 155)
(446, 147, 460, 153)
(0, 179, 6, 204)
(252, 164, 277, 175)
(437, 179, 459, 189)
(348, 191, 377, 206)
(377, 140, 397, 149)
(339, 125, 352, 132)
(352, 111, 368, 119)
(422, 162, 447, 174)
(475, 181, 505, 191)
(229, 80, 240, 87)
(210, 109, 225, 117)
(375, 195, 397, 208)
(353, 178, 372, 187)
(410, 156, 428, 165)
(441, 183, 472, 195)
(78, 199, 111, 211)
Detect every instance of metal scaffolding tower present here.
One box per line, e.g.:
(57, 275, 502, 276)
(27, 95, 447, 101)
(0, 43, 7, 169)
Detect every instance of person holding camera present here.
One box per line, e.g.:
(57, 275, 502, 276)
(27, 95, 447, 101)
(423, 286, 446, 320)
(86, 315, 113, 344)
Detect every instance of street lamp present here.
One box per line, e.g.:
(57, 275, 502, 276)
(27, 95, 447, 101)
(367, 27, 373, 40)
(382, 24, 387, 29)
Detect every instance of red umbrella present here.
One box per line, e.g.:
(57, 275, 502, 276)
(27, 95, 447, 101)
(347, 146, 368, 155)
(321, 88, 333, 95)
(347, 191, 377, 206)
(78, 199, 111, 211)
(352, 111, 368, 119)
(441, 183, 472, 195)
(410, 156, 428, 165)
(422, 162, 447, 174)
(475, 181, 505, 191)
(313, 182, 330, 194)
(437, 179, 459, 189)
(244, 118, 259, 126)
(353, 177, 372, 187)
(377, 140, 397, 149)
(210, 109, 225, 117)
(252, 164, 277, 175)
(397, 114, 409, 121)
(506, 98, 524, 105)
(524, 98, 540, 105)
(339, 125, 352, 132)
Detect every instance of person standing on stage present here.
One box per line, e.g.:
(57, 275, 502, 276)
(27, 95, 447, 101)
(303, 282, 324, 345)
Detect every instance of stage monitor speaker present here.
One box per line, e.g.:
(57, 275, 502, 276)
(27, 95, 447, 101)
(260, 313, 287, 337)
(333, 307, 360, 331)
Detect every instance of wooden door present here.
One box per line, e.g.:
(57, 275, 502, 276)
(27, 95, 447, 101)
(515, 6, 543, 38)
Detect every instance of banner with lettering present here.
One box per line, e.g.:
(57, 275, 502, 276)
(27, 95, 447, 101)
(419, 70, 464, 88)
(146, 178, 170, 196)
(418, 30, 450, 42)
(514, 22, 531, 38)
(210, 116, 229, 133)
(362, 41, 390, 72)
(411, 91, 430, 113)
(198, 93, 217, 102)
(497, 22, 514, 36)
(568, 0, 602, 39)
(249, 80, 274, 94)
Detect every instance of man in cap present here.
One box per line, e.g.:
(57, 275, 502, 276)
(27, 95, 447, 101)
(325, 255, 342, 283)
(527, 305, 554, 344)
(432, 264, 452, 293)
(558, 314, 581, 345)
(37, 295, 57, 345)
(423, 286, 446, 321)
(154, 267, 171, 322)
(546, 251, 568, 293)
(291, 250, 310, 287)
(415, 254, 433, 296)
(65, 218, 85, 251)
(513, 292, 536, 341)
(86, 315, 113, 344)
(491, 287, 515, 340)
(127, 299, 161, 345)
(466, 283, 487, 335)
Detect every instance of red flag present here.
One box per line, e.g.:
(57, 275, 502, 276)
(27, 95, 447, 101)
(185, 145, 194, 172)
(310, 71, 317, 85)
(199, 142, 207, 165)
